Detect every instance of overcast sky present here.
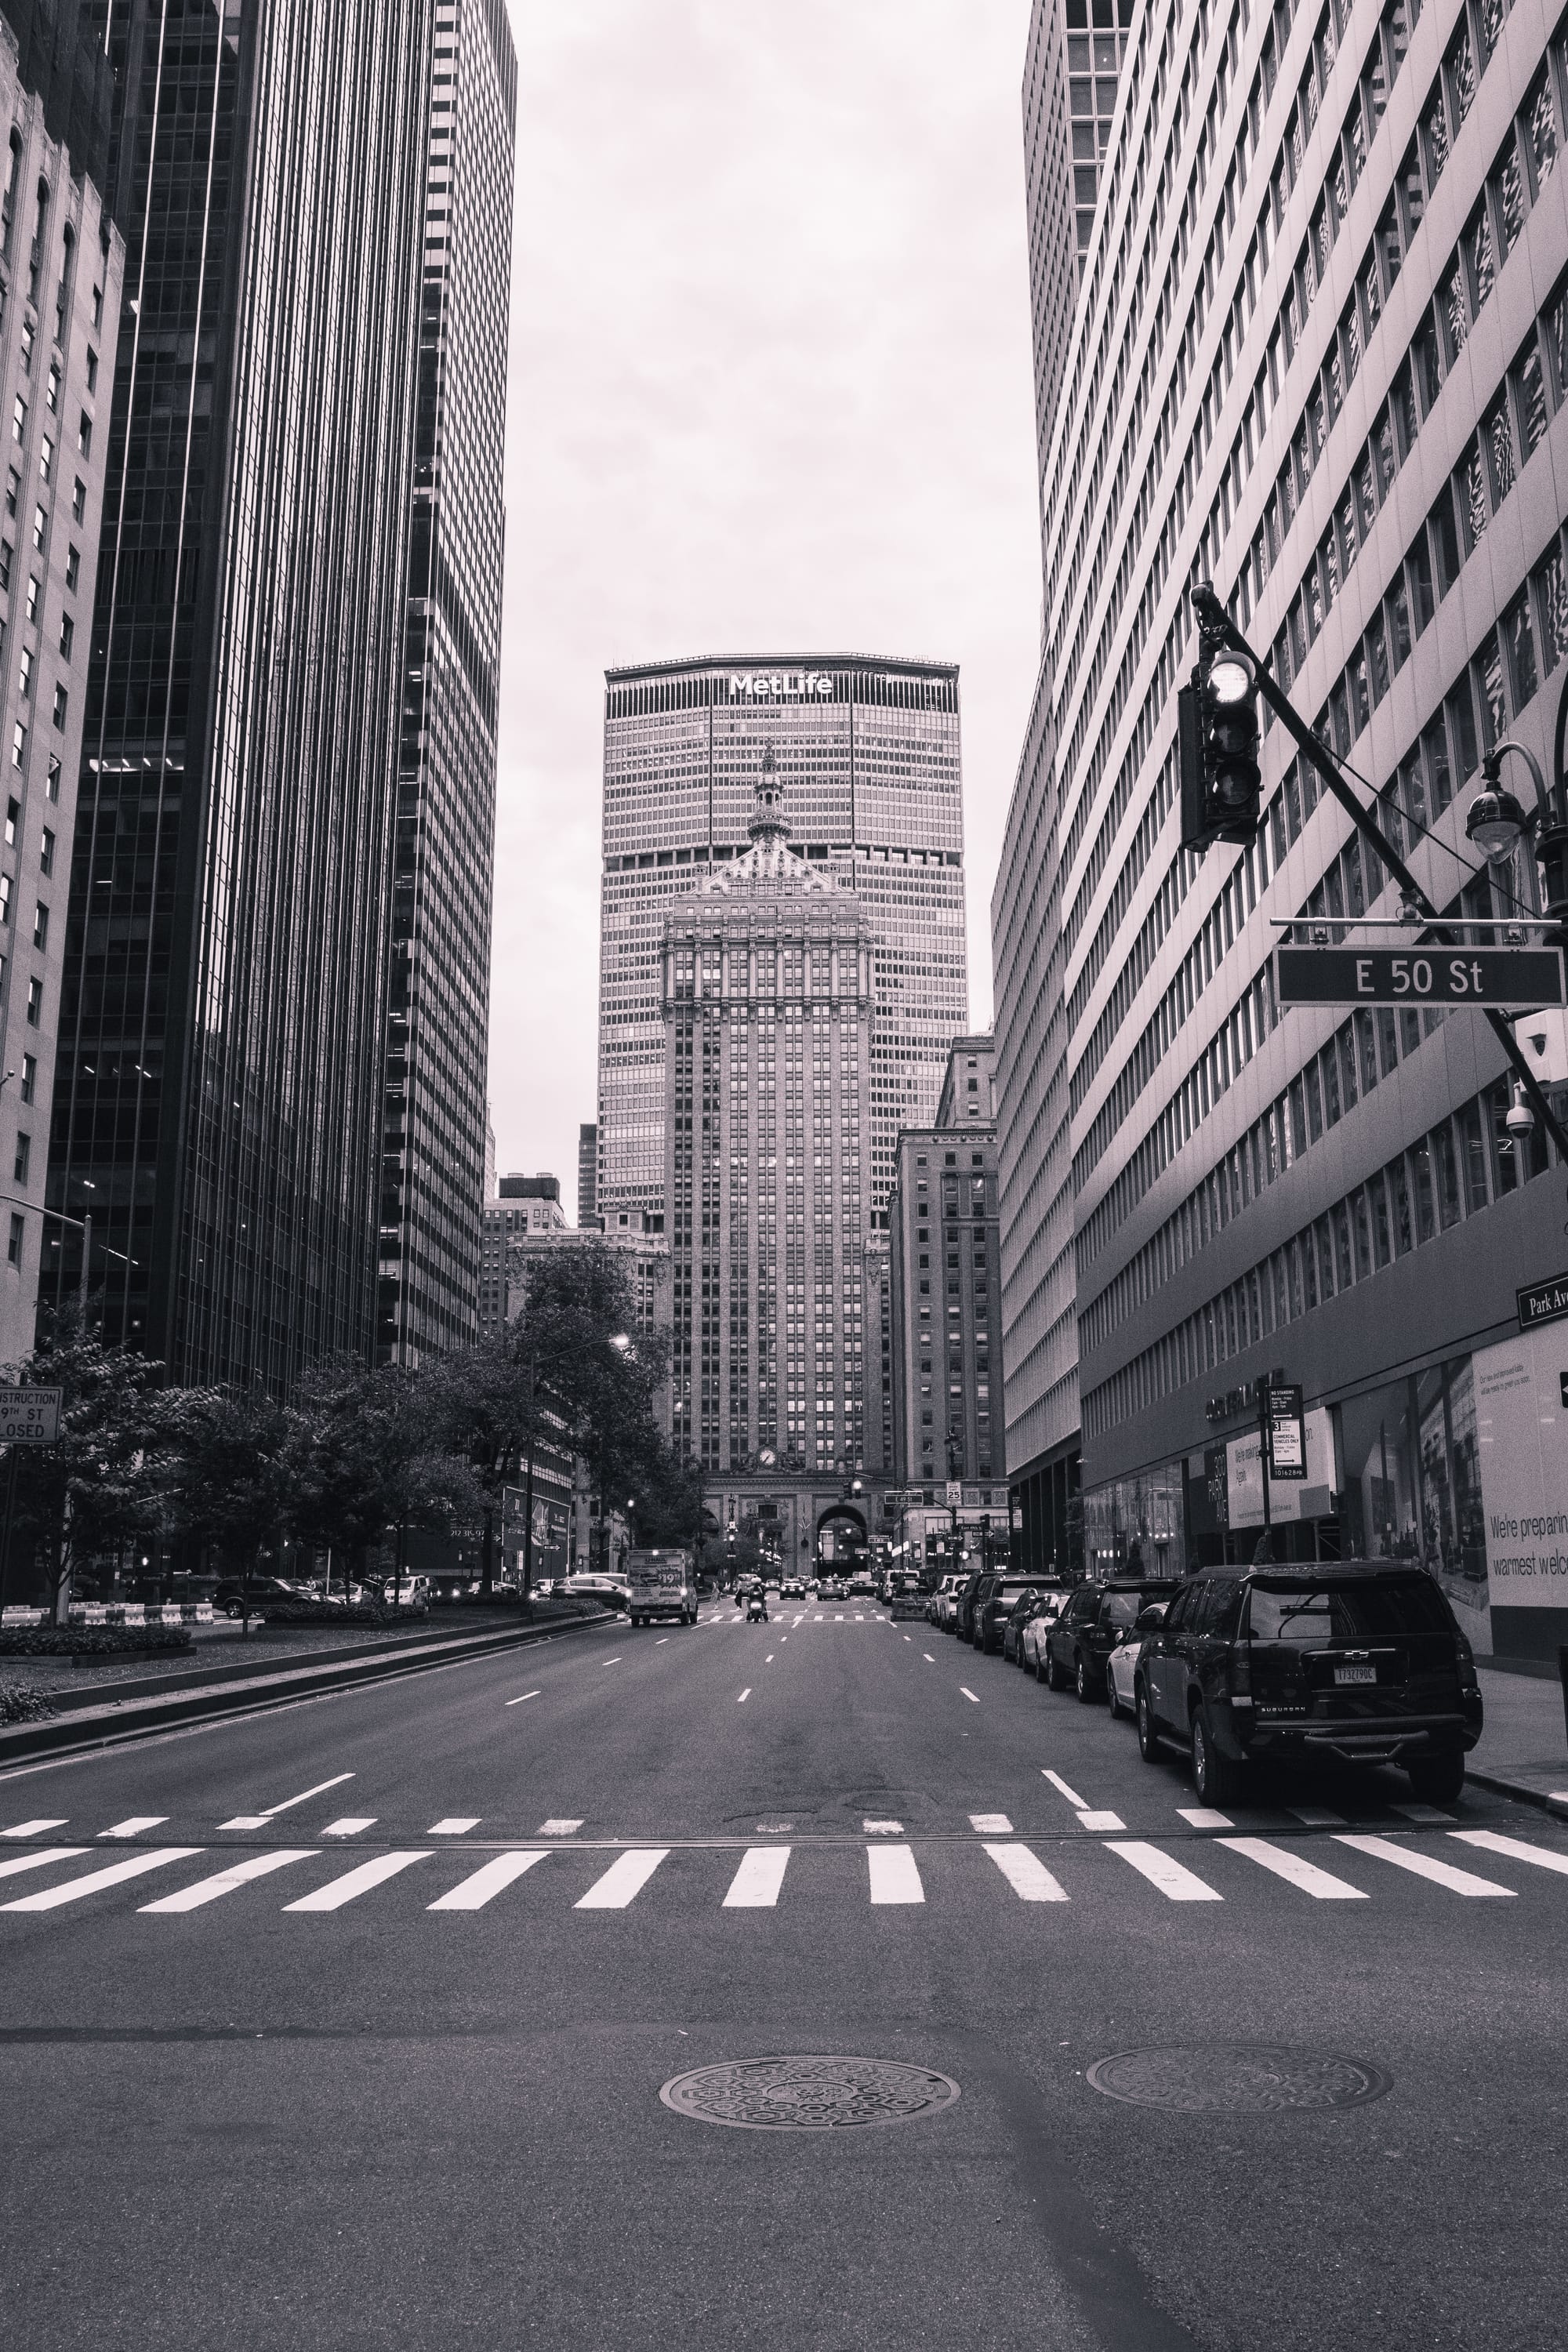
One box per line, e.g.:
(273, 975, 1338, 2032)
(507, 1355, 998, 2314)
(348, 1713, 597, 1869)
(494, 0, 1041, 1210)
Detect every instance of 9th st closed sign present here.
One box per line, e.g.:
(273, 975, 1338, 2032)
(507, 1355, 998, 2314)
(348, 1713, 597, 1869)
(0, 1385, 61, 1443)
(1276, 944, 1566, 1007)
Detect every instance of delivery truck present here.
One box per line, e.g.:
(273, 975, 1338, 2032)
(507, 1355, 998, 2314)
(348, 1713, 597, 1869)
(626, 1548, 698, 1627)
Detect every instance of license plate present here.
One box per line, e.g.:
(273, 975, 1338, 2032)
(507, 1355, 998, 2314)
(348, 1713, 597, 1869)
(1334, 1664, 1377, 1686)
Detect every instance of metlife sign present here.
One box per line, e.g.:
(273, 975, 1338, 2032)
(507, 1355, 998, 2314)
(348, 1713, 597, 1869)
(728, 670, 835, 700)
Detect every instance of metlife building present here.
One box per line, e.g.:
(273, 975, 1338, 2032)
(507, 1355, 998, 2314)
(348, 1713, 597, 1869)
(597, 655, 968, 1227)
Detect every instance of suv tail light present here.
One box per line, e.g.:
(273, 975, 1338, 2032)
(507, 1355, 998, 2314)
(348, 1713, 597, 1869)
(1454, 1631, 1479, 1693)
(1229, 1642, 1252, 1699)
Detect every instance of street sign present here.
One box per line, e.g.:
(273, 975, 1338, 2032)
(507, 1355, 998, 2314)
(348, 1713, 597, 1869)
(1265, 1382, 1307, 1479)
(0, 1385, 61, 1443)
(1517, 1270, 1568, 1333)
(944, 1480, 961, 1508)
(1276, 945, 1566, 1007)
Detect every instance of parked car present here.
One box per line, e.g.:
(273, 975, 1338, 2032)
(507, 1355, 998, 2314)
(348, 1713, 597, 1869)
(971, 1571, 1049, 1653)
(1002, 1587, 1062, 1664)
(1134, 1561, 1484, 1806)
(949, 1570, 988, 1642)
(1106, 1600, 1169, 1718)
(211, 1575, 311, 1620)
(561, 1573, 630, 1611)
(1020, 1592, 1070, 1678)
(1044, 1579, 1183, 1700)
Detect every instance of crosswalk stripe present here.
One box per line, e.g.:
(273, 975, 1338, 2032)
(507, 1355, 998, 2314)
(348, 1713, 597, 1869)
(723, 1847, 790, 1907)
(575, 1850, 668, 1909)
(1108, 1841, 1223, 1902)
(139, 1851, 318, 1913)
(100, 1817, 168, 1839)
(867, 1844, 924, 1904)
(2, 1820, 68, 1838)
(0, 1846, 88, 1882)
(1178, 1808, 1233, 1830)
(1077, 1809, 1125, 1832)
(1332, 1835, 1515, 1897)
(538, 1819, 582, 1836)
(1, 1848, 202, 1911)
(983, 1842, 1069, 1902)
(321, 1818, 376, 1838)
(283, 1853, 433, 1912)
(1450, 1830, 1568, 1878)
(1287, 1806, 1345, 1828)
(1218, 1838, 1367, 1900)
(969, 1813, 1013, 1834)
(428, 1819, 480, 1835)
(427, 1851, 550, 1911)
(1392, 1803, 1457, 1825)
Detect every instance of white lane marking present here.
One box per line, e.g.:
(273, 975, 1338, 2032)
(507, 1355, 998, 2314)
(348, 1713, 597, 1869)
(220, 1773, 354, 1831)
(756, 1822, 793, 1834)
(923, 1653, 935, 1663)
(1178, 1808, 1233, 1830)
(854, 1613, 864, 1622)
(3, 1820, 68, 1838)
(959, 1686, 979, 1704)
(765, 1653, 774, 1663)
(2, 1848, 203, 1911)
(1287, 1806, 1345, 1828)
(1043, 1769, 1088, 1809)
(428, 1818, 479, 1835)
(321, 1818, 376, 1838)
(724, 1847, 791, 1907)
(737, 1689, 751, 1703)
(655, 1638, 669, 1646)
(575, 1849, 668, 1909)
(0, 1846, 88, 1882)
(814, 1613, 824, 1621)
(99, 1817, 169, 1838)
(1452, 1829, 1568, 1877)
(1108, 1842, 1224, 1902)
(834, 1613, 843, 1621)
(1332, 1834, 1515, 1897)
(284, 1852, 432, 1912)
(903, 1634, 913, 1642)
(1218, 1837, 1367, 1900)
(1392, 1802, 1457, 1825)
(603, 1657, 622, 1667)
(504, 1691, 541, 1707)
(427, 1850, 549, 1911)
(984, 1842, 1069, 1901)
(1077, 1809, 1125, 1832)
(537, 1819, 583, 1836)
(969, 1813, 1013, 1835)
(863, 1818, 902, 1835)
(867, 1843, 924, 1904)
(140, 1851, 317, 1912)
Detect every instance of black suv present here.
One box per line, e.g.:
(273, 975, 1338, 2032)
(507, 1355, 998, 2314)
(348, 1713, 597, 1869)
(1043, 1578, 1181, 1700)
(970, 1571, 1042, 1653)
(1134, 1561, 1483, 1806)
(951, 1570, 989, 1642)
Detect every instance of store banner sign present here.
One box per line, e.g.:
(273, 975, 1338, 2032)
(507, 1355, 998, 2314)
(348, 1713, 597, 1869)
(1266, 1383, 1308, 1479)
(1474, 1330, 1568, 1618)
(1226, 1406, 1334, 1530)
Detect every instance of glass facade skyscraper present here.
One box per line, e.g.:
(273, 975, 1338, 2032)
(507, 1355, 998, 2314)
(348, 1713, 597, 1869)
(46, 0, 432, 1388)
(377, 0, 514, 1367)
(599, 653, 967, 1230)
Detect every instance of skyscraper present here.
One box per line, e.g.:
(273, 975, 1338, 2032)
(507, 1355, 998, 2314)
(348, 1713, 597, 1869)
(376, 0, 515, 1369)
(598, 654, 967, 1232)
(0, 2, 119, 1369)
(577, 1121, 597, 1224)
(660, 749, 874, 1563)
(45, 0, 432, 1388)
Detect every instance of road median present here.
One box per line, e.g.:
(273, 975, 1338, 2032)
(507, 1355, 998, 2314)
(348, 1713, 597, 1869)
(0, 1608, 615, 1768)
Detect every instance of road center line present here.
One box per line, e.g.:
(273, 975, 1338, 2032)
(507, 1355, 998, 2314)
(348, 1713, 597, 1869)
(655, 1637, 669, 1646)
(504, 1691, 541, 1707)
(1042, 1769, 1088, 1809)
(220, 1771, 354, 1831)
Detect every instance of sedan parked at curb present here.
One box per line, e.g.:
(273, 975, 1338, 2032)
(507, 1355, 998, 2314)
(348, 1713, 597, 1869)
(1021, 1593, 1069, 1679)
(1106, 1601, 1168, 1719)
(1044, 1578, 1183, 1701)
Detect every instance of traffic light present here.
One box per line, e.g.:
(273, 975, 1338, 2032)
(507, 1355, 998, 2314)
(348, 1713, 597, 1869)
(1179, 645, 1262, 851)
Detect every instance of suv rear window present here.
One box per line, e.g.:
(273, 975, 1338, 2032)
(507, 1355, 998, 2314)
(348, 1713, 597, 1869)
(1102, 1591, 1143, 1628)
(1245, 1576, 1453, 1642)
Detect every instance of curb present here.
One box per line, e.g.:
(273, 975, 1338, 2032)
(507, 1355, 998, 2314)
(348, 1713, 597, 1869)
(1465, 1766, 1568, 1817)
(0, 1610, 615, 1768)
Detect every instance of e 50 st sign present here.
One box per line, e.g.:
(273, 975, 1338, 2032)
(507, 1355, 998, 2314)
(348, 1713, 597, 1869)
(1276, 945, 1566, 1008)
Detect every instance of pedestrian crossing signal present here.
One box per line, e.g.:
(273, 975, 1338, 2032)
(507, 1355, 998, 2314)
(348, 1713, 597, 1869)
(1180, 649, 1262, 851)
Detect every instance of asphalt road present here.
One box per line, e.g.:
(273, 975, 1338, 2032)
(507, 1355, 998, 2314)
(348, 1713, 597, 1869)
(2, 1600, 1565, 2351)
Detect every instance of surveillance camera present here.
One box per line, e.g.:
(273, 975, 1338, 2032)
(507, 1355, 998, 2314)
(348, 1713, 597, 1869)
(1505, 1094, 1536, 1140)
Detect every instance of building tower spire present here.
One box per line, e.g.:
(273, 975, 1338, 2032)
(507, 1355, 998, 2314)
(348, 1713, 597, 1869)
(748, 745, 790, 845)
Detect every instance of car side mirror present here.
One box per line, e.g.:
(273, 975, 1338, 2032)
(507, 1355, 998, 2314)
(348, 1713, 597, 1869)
(1135, 1604, 1167, 1631)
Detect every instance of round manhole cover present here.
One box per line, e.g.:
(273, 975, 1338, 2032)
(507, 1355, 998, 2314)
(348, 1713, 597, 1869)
(660, 2056, 960, 2131)
(1086, 2045, 1392, 2114)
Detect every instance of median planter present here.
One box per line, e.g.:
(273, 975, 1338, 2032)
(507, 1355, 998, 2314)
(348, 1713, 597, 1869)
(0, 1682, 53, 1722)
(258, 1599, 430, 1628)
(0, 1624, 194, 1657)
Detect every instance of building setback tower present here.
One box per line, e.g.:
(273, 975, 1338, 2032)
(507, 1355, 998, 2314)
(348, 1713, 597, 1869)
(662, 749, 873, 1501)
(46, 0, 431, 1387)
(600, 654, 967, 1230)
(377, 0, 515, 1368)
(0, 3, 120, 1369)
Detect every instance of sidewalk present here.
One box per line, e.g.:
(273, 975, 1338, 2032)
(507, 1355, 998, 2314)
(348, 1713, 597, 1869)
(1469, 1661, 1568, 1814)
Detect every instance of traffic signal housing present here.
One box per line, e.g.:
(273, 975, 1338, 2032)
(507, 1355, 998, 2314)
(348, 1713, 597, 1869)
(1179, 647, 1262, 851)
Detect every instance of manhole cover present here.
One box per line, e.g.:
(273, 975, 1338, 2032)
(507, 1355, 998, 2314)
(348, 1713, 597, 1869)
(660, 2056, 960, 2131)
(1086, 2045, 1392, 2114)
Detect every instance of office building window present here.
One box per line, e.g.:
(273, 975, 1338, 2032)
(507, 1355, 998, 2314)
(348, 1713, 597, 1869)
(7, 1213, 21, 1266)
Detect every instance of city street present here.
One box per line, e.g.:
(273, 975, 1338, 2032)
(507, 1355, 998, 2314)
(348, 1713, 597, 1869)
(1, 1607, 1564, 2351)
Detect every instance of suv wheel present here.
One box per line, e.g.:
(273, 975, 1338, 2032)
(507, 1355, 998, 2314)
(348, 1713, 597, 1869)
(1074, 1652, 1092, 1704)
(1135, 1682, 1160, 1762)
(1044, 1642, 1066, 1693)
(1406, 1752, 1465, 1806)
(1191, 1706, 1240, 1807)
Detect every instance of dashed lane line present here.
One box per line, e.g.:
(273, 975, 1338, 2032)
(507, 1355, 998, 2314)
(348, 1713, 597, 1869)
(427, 1850, 549, 1911)
(220, 1773, 354, 1832)
(503, 1691, 541, 1707)
(737, 1689, 751, 1703)
(959, 1687, 980, 1704)
(1042, 1769, 1088, 1809)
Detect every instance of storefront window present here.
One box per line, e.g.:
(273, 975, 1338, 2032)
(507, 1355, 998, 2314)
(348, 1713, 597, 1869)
(1083, 1459, 1188, 1580)
(1338, 1355, 1490, 1648)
